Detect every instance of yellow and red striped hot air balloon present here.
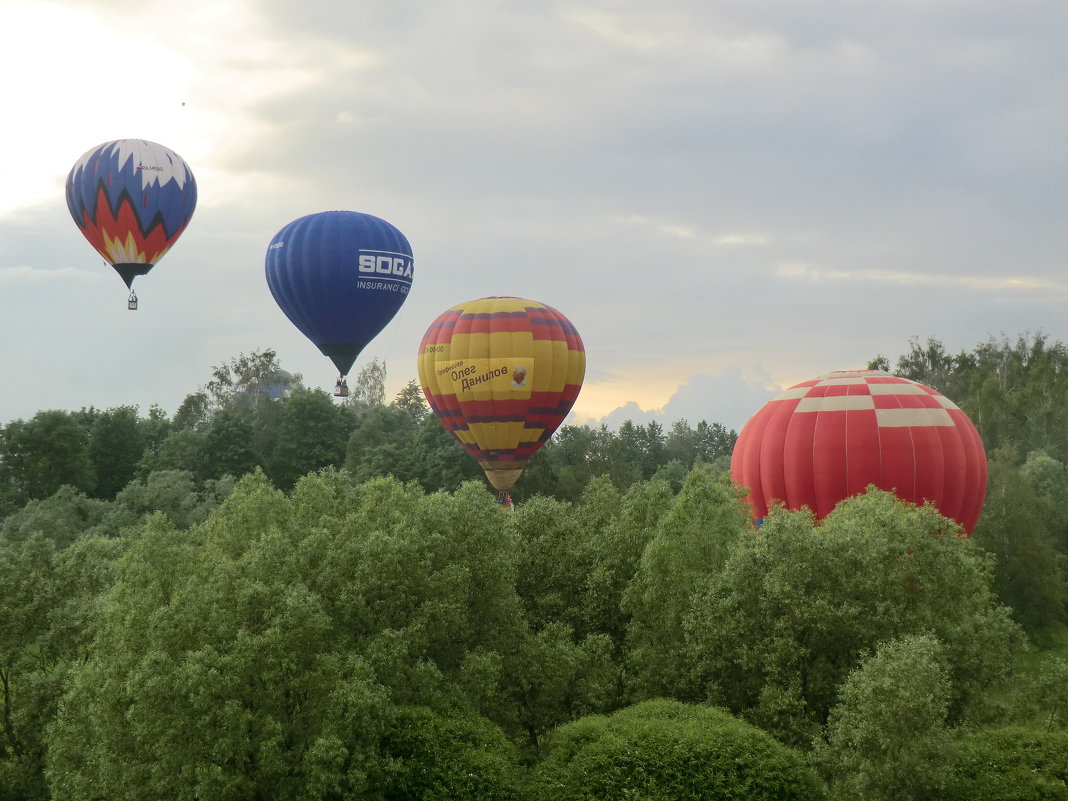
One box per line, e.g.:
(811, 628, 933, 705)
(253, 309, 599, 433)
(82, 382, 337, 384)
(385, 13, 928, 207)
(417, 297, 585, 493)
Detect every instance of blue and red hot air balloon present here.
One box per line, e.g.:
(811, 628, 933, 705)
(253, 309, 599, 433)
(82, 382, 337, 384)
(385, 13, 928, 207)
(265, 210, 414, 396)
(66, 139, 197, 309)
(730, 369, 988, 533)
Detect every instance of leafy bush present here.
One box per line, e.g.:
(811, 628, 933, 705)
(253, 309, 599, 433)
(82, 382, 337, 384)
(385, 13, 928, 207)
(381, 706, 521, 801)
(530, 699, 825, 801)
(948, 726, 1068, 801)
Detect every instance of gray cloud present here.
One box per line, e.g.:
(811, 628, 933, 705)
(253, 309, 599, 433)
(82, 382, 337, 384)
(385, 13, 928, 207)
(0, 0, 1066, 429)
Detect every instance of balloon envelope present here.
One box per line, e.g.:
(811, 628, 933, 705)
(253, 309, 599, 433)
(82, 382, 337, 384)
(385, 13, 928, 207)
(730, 369, 988, 533)
(265, 210, 414, 378)
(417, 296, 585, 491)
(66, 139, 197, 288)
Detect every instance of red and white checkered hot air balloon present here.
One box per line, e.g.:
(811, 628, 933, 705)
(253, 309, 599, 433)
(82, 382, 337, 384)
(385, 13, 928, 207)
(730, 370, 988, 533)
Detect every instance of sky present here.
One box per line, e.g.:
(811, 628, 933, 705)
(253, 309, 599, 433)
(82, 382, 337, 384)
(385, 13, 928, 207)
(2, 0, 1066, 434)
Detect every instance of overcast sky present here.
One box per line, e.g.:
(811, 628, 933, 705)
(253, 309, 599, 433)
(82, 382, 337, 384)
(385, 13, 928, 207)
(2, 0, 1065, 434)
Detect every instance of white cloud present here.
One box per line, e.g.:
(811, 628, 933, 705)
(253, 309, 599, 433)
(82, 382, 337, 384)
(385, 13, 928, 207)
(581, 367, 780, 433)
(618, 214, 769, 247)
(0, 0, 325, 220)
(714, 233, 770, 246)
(563, 8, 671, 51)
(777, 262, 1064, 294)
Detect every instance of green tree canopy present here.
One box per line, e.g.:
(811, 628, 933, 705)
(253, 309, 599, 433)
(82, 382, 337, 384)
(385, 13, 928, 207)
(381, 706, 520, 801)
(0, 486, 108, 549)
(202, 407, 263, 480)
(1, 532, 124, 800)
(347, 358, 387, 407)
(971, 446, 1068, 640)
(577, 476, 675, 649)
(266, 389, 352, 489)
(136, 427, 208, 479)
(45, 471, 532, 800)
(623, 464, 751, 701)
(948, 726, 1068, 801)
(684, 489, 1024, 746)
(87, 405, 146, 499)
(814, 634, 957, 801)
(530, 699, 826, 801)
(0, 411, 96, 506)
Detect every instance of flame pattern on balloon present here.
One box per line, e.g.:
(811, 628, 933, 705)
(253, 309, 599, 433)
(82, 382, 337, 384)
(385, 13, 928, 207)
(418, 297, 585, 492)
(66, 139, 197, 286)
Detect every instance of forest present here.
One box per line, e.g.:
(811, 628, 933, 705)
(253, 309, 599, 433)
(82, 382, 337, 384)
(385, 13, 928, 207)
(1, 333, 1067, 800)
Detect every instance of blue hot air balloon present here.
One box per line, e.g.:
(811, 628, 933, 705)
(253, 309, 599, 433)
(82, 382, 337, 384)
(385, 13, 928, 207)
(265, 210, 414, 396)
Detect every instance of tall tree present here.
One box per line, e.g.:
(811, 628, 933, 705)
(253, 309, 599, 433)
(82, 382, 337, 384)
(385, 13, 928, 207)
(347, 358, 387, 407)
(691, 420, 736, 467)
(622, 465, 751, 701)
(267, 389, 352, 489)
(889, 335, 975, 402)
(46, 507, 394, 801)
(498, 622, 618, 753)
(136, 428, 208, 479)
(344, 404, 419, 483)
(203, 348, 301, 414)
(512, 494, 593, 633)
(814, 634, 956, 801)
(103, 470, 236, 533)
(1021, 451, 1068, 554)
(662, 418, 736, 470)
(0, 486, 109, 549)
(878, 333, 1068, 463)
(0, 411, 96, 504)
(965, 334, 1068, 461)
(202, 408, 263, 480)
(404, 414, 482, 493)
(607, 421, 645, 488)
(137, 404, 172, 457)
(391, 379, 427, 420)
(171, 390, 210, 431)
(971, 446, 1068, 640)
(636, 421, 666, 479)
(580, 477, 674, 649)
(539, 424, 619, 501)
(87, 405, 146, 499)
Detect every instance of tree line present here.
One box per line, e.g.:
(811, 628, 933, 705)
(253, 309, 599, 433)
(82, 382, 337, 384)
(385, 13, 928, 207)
(869, 334, 1068, 642)
(0, 334, 1066, 799)
(0, 349, 737, 516)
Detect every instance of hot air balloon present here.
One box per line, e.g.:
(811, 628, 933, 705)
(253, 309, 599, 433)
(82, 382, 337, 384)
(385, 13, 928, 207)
(730, 369, 988, 533)
(265, 210, 414, 396)
(417, 296, 585, 495)
(66, 139, 197, 309)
